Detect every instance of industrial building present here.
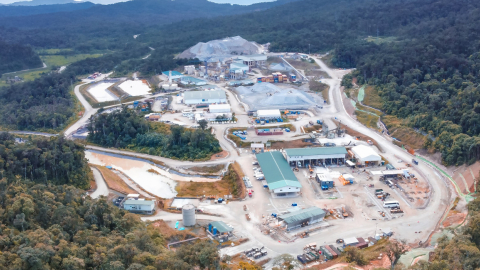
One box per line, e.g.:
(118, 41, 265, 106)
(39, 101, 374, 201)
(235, 54, 267, 68)
(285, 147, 348, 167)
(162, 70, 184, 80)
(183, 90, 227, 105)
(278, 207, 326, 231)
(256, 151, 302, 196)
(123, 199, 155, 214)
(208, 221, 233, 241)
(316, 173, 334, 189)
(209, 104, 231, 113)
(257, 109, 281, 119)
(351, 145, 382, 166)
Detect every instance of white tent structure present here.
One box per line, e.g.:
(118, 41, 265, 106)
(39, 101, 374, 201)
(351, 145, 381, 165)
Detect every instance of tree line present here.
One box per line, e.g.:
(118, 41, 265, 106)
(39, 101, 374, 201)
(0, 132, 91, 188)
(0, 39, 42, 76)
(87, 108, 222, 160)
(0, 181, 221, 269)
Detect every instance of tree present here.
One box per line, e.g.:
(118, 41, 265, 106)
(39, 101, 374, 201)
(385, 240, 407, 269)
(272, 254, 300, 270)
(198, 119, 208, 130)
(343, 246, 368, 266)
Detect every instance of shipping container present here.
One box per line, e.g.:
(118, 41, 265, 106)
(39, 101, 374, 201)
(324, 245, 338, 259)
(329, 245, 341, 256)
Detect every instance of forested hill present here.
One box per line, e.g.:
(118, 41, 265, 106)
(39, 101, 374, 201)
(0, 0, 298, 28)
(0, 40, 42, 76)
(0, 2, 95, 17)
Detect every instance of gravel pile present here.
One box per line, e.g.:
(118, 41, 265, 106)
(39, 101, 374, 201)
(235, 83, 321, 111)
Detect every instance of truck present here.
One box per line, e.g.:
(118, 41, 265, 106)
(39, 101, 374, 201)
(285, 128, 291, 132)
(317, 119, 322, 125)
(254, 251, 267, 259)
(412, 159, 419, 165)
(309, 164, 314, 174)
(235, 134, 246, 140)
(256, 119, 260, 124)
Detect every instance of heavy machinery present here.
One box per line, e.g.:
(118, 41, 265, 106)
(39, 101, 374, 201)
(308, 164, 314, 174)
(342, 207, 349, 218)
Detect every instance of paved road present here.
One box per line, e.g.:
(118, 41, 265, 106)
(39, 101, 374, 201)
(90, 166, 109, 199)
(64, 82, 98, 138)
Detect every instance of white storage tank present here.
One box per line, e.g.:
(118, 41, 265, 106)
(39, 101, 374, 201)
(182, 204, 196, 226)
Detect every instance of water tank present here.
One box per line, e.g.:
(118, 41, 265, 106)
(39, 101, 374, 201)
(182, 204, 196, 227)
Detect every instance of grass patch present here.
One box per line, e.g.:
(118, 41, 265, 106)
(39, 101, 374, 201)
(365, 36, 397, 44)
(228, 134, 251, 148)
(309, 80, 329, 93)
(304, 124, 322, 133)
(176, 163, 244, 198)
(363, 85, 383, 110)
(355, 111, 380, 131)
(382, 115, 425, 149)
(188, 164, 225, 174)
(37, 48, 74, 55)
(40, 54, 102, 67)
(151, 220, 197, 244)
(323, 85, 330, 104)
(90, 164, 137, 195)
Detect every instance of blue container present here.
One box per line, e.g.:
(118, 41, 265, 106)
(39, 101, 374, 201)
(256, 119, 260, 123)
(213, 228, 217, 235)
(292, 203, 297, 206)
(209, 224, 212, 232)
(266, 120, 270, 123)
(271, 213, 277, 218)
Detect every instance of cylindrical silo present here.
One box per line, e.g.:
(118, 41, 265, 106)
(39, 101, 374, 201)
(182, 204, 196, 227)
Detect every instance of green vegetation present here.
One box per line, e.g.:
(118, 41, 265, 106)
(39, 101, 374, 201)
(0, 132, 91, 188)
(0, 181, 220, 269)
(412, 197, 480, 270)
(41, 54, 102, 67)
(364, 36, 397, 44)
(87, 108, 222, 160)
(0, 40, 42, 77)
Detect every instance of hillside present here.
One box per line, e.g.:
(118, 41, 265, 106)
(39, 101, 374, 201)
(0, 2, 95, 17)
(0, 40, 42, 76)
(0, 0, 298, 28)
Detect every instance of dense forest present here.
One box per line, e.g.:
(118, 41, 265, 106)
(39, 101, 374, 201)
(2, 0, 480, 165)
(0, 2, 95, 17)
(0, 132, 91, 188)
(87, 109, 222, 160)
(333, 0, 480, 165)
(0, 182, 220, 269)
(0, 40, 42, 76)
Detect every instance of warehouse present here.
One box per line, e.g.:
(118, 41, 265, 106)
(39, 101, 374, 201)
(278, 207, 326, 231)
(285, 147, 348, 167)
(351, 145, 382, 166)
(209, 104, 231, 113)
(123, 199, 156, 214)
(257, 109, 281, 119)
(256, 151, 302, 197)
(183, 90, 227, 105)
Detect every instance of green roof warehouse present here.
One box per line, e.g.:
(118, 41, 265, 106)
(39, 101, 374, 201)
(256, 151, 302, 197)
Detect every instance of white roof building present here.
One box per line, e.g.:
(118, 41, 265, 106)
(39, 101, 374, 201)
(209, 104, 231, 113)
(351, 145, 381, 165)
(257, 109, 281, 119)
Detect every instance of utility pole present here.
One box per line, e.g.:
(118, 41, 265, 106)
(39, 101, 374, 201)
(309, 44, 311, 55)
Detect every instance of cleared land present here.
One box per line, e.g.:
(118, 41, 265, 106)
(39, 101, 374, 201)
(175, 163, 244, 198)
(90, 164, 137, 195)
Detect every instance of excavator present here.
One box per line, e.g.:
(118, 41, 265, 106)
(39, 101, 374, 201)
(308, 164, 314, 174)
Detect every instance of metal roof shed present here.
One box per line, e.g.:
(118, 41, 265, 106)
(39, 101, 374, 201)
(278, 207, 326, 230)
(344, 237, 359, 246)
(256, 151, 302, 194)
(351, 145, 381, 163)
(285, 147, 347, 163)
(209, 221, 233, 234)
